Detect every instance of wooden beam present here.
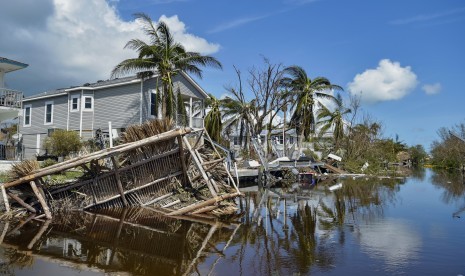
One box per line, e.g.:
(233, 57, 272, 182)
(1, 185, 10, 213)
(6, 192, 36, 213)
(29, 181, 52, 219)
(192, 129, 204, 150)
(110, 156, 128, 207)
(201, 158, 224, 166)
(167, 192, 241, 216)
(143, 192, 174, 206)
(0, 221, 9, 245)
(162, 199, 180, 208)
(182, 136, 217, 197)
(177, 135, 190, 187)
(192, 205, 218, 214)
(27, 219, 51, 249)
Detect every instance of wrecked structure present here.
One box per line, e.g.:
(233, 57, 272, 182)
(0, 120, 242, 220)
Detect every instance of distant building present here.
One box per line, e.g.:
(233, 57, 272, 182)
(20, 71, 208, 159)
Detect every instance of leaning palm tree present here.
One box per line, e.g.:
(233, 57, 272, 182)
(316, 93, 351, 151)
(221, 93, 255, 149)
(281, 65, 343, 154)
(204, 94, 223, 142)
(111, 13, 222, 119)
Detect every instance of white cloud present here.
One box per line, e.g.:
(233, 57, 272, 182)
(347, 59, 418, 104)
(0, 0, 219, 95)
(209, 14, 271, 34)
(389, 7, 465, 25)
(422, 83, 442, 95)
(159, 15, 219, 54)
(357, 218, 422, 268)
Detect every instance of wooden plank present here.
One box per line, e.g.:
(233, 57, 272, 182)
(110, 156, 128, 207)
(191, 129, 204, 150)
(177, 135, 190, 187)
(1, 185, 10, 212)
(143, 192, 174, 206)
(183, 224, 218, 276)
(4, 128, 191, 189)
(191, 205, 218, 214)
(30, 181, 52, 219)
(27, 219, 51, 249)
(7, 192, 36, 213)
(162, 199, 180, 208)
(0, 221, 9, 245)
(167, 192, 241, 216)
(182, 136, 217, 197)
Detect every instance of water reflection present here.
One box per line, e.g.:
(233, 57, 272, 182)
(357, 219, 422, 269)
(3, 169, 464, 275)
(0, 208, 240, 275)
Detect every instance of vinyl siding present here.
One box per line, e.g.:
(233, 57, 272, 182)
(93, 82, 141, 129)
(68, 92, 81, 130)
(172, 74, 205, 99)
(21, 95, 68, 134)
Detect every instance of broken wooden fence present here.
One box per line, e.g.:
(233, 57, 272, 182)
(1, 127, 241, 219)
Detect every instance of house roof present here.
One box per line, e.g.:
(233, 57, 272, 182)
(24, 75, 140, 101)
(0, 57, 28, 73)
(24, 71, 210, 102)
(179, 71, 210, 99)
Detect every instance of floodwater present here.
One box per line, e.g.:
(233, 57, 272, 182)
(1, 168, 465, 275)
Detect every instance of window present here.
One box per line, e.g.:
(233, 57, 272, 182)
(71, 95, 80, 112)
(233, 136, 239, 146)
(44, 101, 53, 124)
(149, 90, 157, 117)
(83, 96, 93, 111)
(23, 104, 31, 127)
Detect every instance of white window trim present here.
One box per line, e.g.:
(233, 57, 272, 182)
(70, 95, 80, 112)
(44, 100, 54, 125)
(23, 104, 32, 127)
(83, 95, 94, 111)
(148, 89, 157, 118)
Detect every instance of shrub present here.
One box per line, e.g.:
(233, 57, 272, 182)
(41, 158, 58, 168)
(43, 130, 82, 158)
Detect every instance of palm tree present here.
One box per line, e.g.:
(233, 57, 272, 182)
(204, 94, 223, 142)
(221, 93, 255, 149)
(316, 93, 351, 151)
(111, 13, 222, 119)
(281, 66, 343, 154)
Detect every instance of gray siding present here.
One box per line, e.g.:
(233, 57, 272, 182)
(94, 82, 141, 129)
(68, 91, 81, 130)
(173, 74, 205, 99)
(21, 95, 68, 135)
(81, 91, 94, 133)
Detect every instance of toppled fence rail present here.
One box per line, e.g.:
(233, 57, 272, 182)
(1, 123, 242, 220)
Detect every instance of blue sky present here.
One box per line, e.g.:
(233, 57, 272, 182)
(1, 0, 464, 150)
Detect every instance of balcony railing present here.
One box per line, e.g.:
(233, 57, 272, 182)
(0, 88, 22, 108)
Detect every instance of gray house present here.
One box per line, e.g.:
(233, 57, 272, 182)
(20, 71, 208, 159)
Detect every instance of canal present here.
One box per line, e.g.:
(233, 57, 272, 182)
(1, 168, 464, 275)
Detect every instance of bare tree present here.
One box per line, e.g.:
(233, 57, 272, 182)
(224, 58, 285, 154)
